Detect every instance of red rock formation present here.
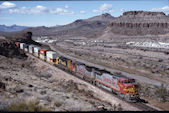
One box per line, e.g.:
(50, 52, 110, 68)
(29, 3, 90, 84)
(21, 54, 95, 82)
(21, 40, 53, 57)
(106, 11, 169, 35)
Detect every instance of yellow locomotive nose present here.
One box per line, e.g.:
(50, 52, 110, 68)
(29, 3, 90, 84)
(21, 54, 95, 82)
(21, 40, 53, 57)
(124, 87, 138, 94)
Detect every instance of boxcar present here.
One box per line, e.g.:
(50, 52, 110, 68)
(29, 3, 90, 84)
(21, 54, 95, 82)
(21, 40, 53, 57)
(46, 51, 57, 64)
(24, 44, 29, 52)
(33, 46, 41, 57)
(28, 44, 35, 54)
(39, 49, 48, 61)
(20, 43, 25, 50)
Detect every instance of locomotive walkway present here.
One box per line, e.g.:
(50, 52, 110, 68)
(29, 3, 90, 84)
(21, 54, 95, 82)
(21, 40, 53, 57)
(49, 44, 169, 90)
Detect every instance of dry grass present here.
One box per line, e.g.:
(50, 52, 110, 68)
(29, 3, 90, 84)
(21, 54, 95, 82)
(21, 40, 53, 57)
(143, 96, 169, 111)
(7, 100, 51, 112)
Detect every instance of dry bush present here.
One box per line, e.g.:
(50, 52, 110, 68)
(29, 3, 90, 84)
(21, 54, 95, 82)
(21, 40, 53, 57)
(155, 84, 168, 102)
(54, 99, 64, 107)
(7, 100, 51, 112)
(112, 104, 123, 111)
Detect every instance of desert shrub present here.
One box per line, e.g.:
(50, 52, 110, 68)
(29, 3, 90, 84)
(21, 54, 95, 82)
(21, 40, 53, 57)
(54, 100, 63, 107)
(112, 104, 123, 111)
(117, 104, 123, 111)
(136, 82, 142, 95)
(158, 59, 163, 62)
(139, 84, 151, 97)
(7, 100, 51, 112)
(155, 84, 168, 102)
(164, 51, 169, 55)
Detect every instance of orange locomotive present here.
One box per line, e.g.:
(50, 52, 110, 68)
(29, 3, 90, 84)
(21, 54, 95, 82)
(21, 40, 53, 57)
(68, 61, 139, 102)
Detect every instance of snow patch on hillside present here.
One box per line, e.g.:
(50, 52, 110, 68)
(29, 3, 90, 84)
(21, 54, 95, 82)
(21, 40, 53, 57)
(126, 41, 169, 48)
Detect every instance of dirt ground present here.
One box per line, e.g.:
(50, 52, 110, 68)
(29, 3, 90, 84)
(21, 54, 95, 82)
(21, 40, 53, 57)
(0, 55, 140, 111)
(49, 40, 169, 110)
(143, 96, 169, 111)
(52, 41, 169, 85)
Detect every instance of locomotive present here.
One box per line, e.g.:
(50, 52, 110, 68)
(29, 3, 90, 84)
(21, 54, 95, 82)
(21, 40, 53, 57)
(15, 42, 140, 102)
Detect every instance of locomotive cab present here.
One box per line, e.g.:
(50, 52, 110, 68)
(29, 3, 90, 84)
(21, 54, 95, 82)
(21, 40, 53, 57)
(118, 78, 139, 101)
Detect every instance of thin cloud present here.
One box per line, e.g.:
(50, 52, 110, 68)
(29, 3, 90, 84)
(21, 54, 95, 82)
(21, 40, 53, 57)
(65, 5, 69, 9)
(80, 10, 86, 14)
(92, 3, 114, 13)
(151, 6, 169, 12)
(0, 1, 16, 9)
(51, 8, 74, 15)
(9, 6, 49, 14)
(9, 5, 74, 15)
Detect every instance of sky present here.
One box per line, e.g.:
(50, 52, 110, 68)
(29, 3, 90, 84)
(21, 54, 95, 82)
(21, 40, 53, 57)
(0, 0, 169, 27)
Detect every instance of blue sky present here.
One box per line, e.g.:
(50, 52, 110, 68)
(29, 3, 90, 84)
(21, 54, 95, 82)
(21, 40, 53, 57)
(0, 0, 169, 27)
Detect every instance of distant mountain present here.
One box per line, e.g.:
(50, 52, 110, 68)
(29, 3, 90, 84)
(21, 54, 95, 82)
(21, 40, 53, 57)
(103, 11, 169, 36)
(87, 13, 115, 22)
(0, 24, 29, 32)
(22, 13, 115, 38)
(3, 11, 168, 40)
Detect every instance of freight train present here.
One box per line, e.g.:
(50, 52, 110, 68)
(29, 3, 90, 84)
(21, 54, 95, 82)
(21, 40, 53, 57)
(15, 42, 140, 102)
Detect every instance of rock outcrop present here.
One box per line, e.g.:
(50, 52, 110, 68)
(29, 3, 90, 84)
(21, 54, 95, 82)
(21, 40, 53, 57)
(106, 11, 169, 35)
(5, 32, 41, 45)
(0, 39, 26, 58)
(0, 32, 40, 58)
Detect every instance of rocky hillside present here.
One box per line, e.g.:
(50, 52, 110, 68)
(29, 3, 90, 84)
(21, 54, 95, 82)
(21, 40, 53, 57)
(1, 11, 169, 39)
(23, 11, 169, 38)
(0, 32, 41, 58)
(22, 13, 115, 38)
(105, 11, 169, 36)
(0, 39, 26, 58)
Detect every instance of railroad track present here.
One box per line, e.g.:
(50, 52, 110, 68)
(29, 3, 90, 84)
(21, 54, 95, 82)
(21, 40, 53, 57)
(64, 46, 169, 61)
(50, 45, 169, 90)
(27, 53, 159, 111)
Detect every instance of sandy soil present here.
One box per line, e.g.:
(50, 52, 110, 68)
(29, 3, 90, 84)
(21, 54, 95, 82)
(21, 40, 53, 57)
(0, 55, 140, 111)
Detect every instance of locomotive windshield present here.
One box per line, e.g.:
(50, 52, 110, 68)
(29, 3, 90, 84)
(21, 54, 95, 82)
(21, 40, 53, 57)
(120, 79, 135, 84)
(124, 79, 135, 83)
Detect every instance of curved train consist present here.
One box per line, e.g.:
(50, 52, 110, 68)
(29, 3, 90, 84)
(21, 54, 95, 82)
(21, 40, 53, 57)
(15, 42, 140, 102)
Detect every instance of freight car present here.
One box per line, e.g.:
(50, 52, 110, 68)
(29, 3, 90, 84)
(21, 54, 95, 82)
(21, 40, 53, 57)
(28, 45, 35, 54)
(20, 43, 25, 50)
(46, 51, 58, 64)
(15, 42, 140, 102)
(33, 46, 40, 58)
(24, 44, 29, 52)
(39, 49, 48, 61)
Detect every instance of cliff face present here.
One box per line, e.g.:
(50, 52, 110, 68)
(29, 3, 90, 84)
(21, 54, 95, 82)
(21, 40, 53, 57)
(106, 11, 169, 36)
